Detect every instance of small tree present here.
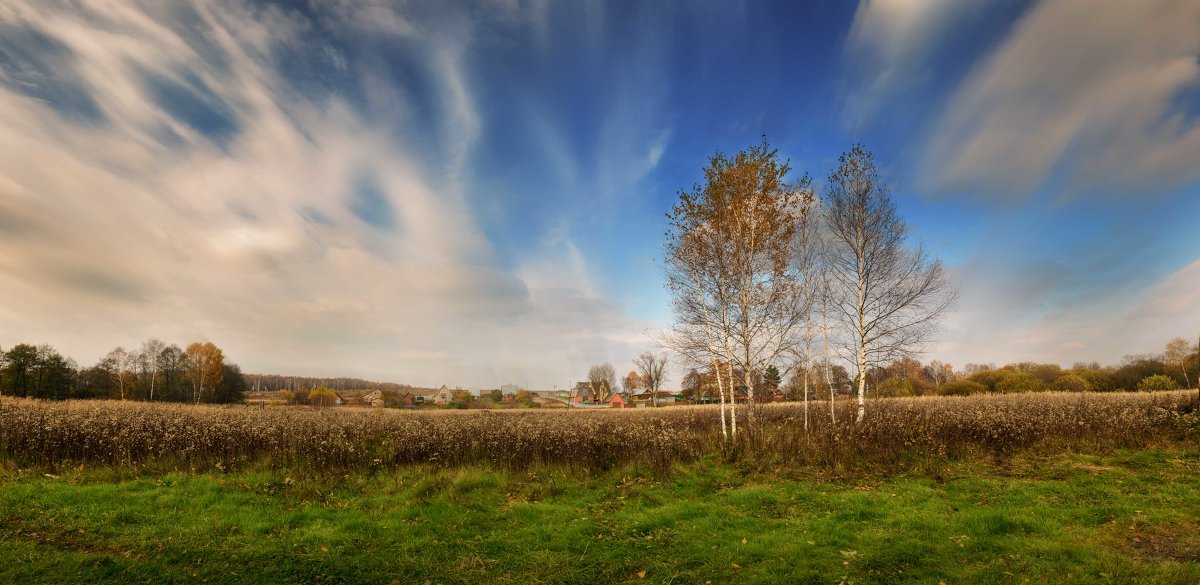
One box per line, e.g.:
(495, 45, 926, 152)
(449, 390, 473, 409)
(622, 371, 644, 397)
(762, 365, 781, 390)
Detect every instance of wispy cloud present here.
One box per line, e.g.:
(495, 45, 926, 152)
(921, 0, 1200, 198)
(0, 0, 655, 387)
(842, 0, 999, 127)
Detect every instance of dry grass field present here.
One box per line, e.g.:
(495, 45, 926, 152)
(2, 390, 1195, 473)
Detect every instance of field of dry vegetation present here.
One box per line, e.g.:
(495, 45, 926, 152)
(2, 391, 1196, 474)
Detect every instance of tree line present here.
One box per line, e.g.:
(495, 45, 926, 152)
(243, 374, 411, 394)
(902, 339, 1198, 396)
(0, 340, 246, 404)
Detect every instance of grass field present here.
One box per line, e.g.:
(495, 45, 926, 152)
(2, 449, 1199, 584)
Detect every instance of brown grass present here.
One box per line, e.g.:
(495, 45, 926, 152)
(0, 391, 1195, 474)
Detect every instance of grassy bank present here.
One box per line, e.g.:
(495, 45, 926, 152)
(2, 449, 1198, 584)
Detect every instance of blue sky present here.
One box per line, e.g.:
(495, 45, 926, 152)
(0, 0, 1198, 388)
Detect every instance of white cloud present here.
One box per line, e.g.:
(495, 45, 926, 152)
(0, 0, 654, 388)
(921, 0, 1200, 197)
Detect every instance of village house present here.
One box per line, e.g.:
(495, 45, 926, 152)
(633, 390, 676, 405)
(570, 382, 595, 404)
(360, 389, 385, 407)
(431, 385, 454, 406)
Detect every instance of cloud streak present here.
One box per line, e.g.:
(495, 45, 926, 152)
(921, 0, 1200, 198)
(0, 0, 656, 387)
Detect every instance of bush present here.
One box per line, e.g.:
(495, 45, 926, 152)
(876, 377, 915, 397)
(968, 370, 1007, 392)
(995, 371, 1044, 393)
(1052, 374, 1091, 393)
(1072, 369, 1118, 392)
(940, 380, 986, 396)
(1136, 374, 1179, 392)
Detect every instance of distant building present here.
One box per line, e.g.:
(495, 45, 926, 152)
(500, 383, 519, 395)
(571, 382, 594, 404)
(432, 385, 454, 406)
(361, 389, 384, 407)
(633, 390, 676, 405)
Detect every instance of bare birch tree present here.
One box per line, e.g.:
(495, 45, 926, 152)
(141, 338, 166, 402)
(1164, 337, 1193, 388)
(822, 146, 956, 422)
(103, 346, 131, 400)
(633, 352, 668, 407)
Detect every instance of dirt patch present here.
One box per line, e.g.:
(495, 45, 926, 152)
(1070, 463, 1116, 474)
(1123, 522, 1200, 563)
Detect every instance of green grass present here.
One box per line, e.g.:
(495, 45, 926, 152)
(2, 450, 1198, 584)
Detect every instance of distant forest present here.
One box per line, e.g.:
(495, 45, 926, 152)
(243, 374, 412, 393)
(0, 340, 243, 403)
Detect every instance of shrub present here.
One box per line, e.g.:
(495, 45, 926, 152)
(1136, 374, 1178, 392)
(876, 377, 915, 398)
(1052, 374, 1091, 393)
(995, 371, 1043, 393)
(1073, 369, 1118, 392)
(940, 380, 986, 396)
(968, 370, 1007, 392)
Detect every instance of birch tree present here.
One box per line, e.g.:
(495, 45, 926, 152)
(184, 342, 224, 404)
(103, 346, 131, 400)
(823, 146, 955, 422)
(1164, 337, 1193, 388)
(664, 139, 814, 440)
(141, 338, 166, 401)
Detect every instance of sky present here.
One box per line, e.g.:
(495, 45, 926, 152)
(1, 0, 1198, 389)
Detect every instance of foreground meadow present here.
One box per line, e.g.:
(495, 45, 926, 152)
(1, 450, 1198, 584)
(1, 392, 1197, 583)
